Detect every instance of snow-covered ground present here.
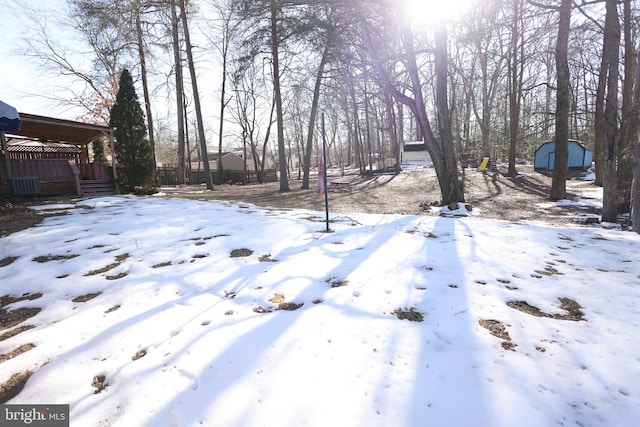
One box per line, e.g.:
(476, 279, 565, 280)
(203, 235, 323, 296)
(1, 189, 639, 426)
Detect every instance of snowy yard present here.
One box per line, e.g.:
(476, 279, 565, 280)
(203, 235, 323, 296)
(1, 192, 639, 426)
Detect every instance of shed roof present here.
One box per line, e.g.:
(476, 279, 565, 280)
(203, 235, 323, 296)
(535, 139, 589, 153)
(5, 113, 113, 146)
(403, 141, 427, 152)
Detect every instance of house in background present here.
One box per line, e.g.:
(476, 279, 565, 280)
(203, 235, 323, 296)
(401, 141, 432, 165)
(534, 139, 593, 171)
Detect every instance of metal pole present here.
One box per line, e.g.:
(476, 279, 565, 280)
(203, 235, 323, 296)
(1, 131, 13, 180)
(322, 112, 330, 232)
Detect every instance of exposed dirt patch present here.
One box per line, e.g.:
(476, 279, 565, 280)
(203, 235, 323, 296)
(0, 308, 41, 330)
(268, 294, 304, 311)
(0, 202, 42, 237)
(0, 371, 33, 404)
(33, 254, 79, 263)
(0, 294, 43, 331)
(0, 325, 35, 342)
(85, 262, 120, 276)
(0, 293, 43, 308)
(327, 278, 349, 288)
(0, 256, 18, 267)
(230, 248, 253, 257)
(85, 253, 129, 276)
(131, 350, 147, 361)
(479, 319, 517, 351)
(152, 261, 172, 268)
(507, 297, 585, 321)
(556, 297, 585, 321)
(104, 305, 120, 314)
(0, 343, 36, 363)
(72, 292, 102, 303)
(507, 301, 551, 318)
(392, 308, 424, 322)
(278, 302, 304, 311)
(534, 265, 564, 276)
(259, 254, 277, 262)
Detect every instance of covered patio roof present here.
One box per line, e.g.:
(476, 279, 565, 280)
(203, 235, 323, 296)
(1, 112, 117, 185)
(6, 113, 113, 146)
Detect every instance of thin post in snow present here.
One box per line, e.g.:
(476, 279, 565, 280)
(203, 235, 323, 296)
(322, 112, 330, 232)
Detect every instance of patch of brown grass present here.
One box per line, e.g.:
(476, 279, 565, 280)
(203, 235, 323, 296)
(0, 371, 33, 403)
(0, 343, 36, 363)
(392, 308, 424, 322)
(72, 292, 102, 303)
(33, 254, 79, 263)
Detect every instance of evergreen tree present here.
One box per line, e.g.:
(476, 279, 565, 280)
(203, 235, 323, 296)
(109, 69, 154, 191)
(92, 139, 107, 164)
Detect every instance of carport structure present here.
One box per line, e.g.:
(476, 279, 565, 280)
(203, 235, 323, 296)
(0, 113, 117, 197)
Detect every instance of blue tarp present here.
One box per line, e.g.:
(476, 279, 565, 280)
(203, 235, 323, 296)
(0, 100, 21, 132)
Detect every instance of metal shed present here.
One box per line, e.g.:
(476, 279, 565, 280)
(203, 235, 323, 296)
(534, 139, 593, 171)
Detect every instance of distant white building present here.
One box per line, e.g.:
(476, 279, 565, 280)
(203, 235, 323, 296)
(401, 141, 431, 165)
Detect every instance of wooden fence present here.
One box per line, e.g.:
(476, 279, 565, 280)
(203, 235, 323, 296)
(156, 166, 277, 186)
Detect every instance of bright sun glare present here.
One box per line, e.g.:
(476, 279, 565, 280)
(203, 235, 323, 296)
(402, 0, 474, 25)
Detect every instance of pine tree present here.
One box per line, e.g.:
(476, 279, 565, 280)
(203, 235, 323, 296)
(92, 139, 107, 164)
(109, 69, 154, 191)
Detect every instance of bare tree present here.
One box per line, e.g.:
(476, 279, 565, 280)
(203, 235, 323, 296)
(357, 2, 464, 205)
(528, 0, 572, 200)
(179, 0, 213, 190)
(18, 0, 127, 123)
(601, 0, 621, 222)
(170, 0, 187, 184)
(616, 0, 638, 213)
(507, 0, 525, 177)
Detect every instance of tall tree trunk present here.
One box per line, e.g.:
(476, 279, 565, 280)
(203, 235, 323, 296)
(347, 72, 363, 173)
(632, 148, 640, 232)
(364, 67, 373, 174)
(602, 0, 621, 222)
(629, 44, 640, 233)
(434, 23, 464, 205)
(593, 28, 610, 188)
(134, 6, 155, 174)
(478, 50, 492, 159)
(302, 45, 329, 189)
(171, 0, 186, 185)
(271, 0, 289, 192)
(358, 5, 463, 205)
(397, 100, 404, 172)
(384, 95, 399, 174)
(544, 50, 553, 141)
(507, 0, 522, 177)
(217, 43, 229, 184)
(179, 0, 212, 190)
(550, 0, 571, 201)
(616, 0, 637, 213)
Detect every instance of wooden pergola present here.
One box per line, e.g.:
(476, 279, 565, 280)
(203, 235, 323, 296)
(0, 113, 117, 196)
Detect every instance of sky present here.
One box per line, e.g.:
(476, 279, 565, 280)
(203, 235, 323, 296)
(0, 0, 221, 128)
(1, 174, 640, 426)
(0, 1, 75, 118)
